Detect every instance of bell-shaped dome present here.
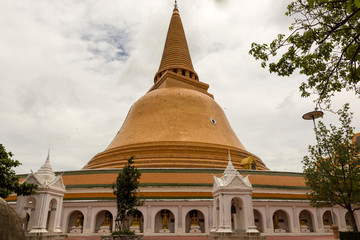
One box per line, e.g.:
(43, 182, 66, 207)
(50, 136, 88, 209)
(83, 5, 268, 170)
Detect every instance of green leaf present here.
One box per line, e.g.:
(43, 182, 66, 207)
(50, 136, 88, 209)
(347, 0, 353, 13)
(355, 0, 360, 7)
(308, 0, 315, 7)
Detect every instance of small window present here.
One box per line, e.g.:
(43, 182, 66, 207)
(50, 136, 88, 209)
(210, 117, 217, 125)
(251, 162, 256, 170)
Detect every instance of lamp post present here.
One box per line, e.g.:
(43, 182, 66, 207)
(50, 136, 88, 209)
(302, 110, 338, 238)
(302, 110, 323, 154)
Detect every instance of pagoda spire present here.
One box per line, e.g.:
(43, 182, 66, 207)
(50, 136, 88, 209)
(35, 149, 55, 179)
(154, 3, 198, 82)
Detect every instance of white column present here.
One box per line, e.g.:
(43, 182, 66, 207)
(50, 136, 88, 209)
(28, 207, 36, 231)
(244, 194, 258, 233)
(84, 206, 92, 233)
(219, 194, 224, 230)
(222, 195, 232, 232)
(177, 205, 183, 233)
(146, 205, 152, 233)
(292, 206, 299, 233)
(47, 205, 56, 232)
(15, 196, 25, 217)
(211, 198, 217, 231)
(265, 205, 272, 233)
(208, 205, 213, 233)
(339, 208, 345, 230)
(30, 193, 49, 233)
(54, 197, 63, 232)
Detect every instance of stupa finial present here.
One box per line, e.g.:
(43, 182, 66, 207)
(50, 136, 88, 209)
(174, 0, 178, 9)
(46, 148, 50, 162)
(154, 0, 198, 82)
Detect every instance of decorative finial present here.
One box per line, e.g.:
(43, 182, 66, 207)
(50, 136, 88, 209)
(174, 0, 178, 9)
(47, 148, 50, 161)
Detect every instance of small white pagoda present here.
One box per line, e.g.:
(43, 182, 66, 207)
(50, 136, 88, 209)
(209, 151, 265, 240)
(16, 151, 66, 235)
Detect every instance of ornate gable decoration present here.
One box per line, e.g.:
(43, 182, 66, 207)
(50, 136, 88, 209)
(22, 151, 66, 194)
(213, 151, 252, 192)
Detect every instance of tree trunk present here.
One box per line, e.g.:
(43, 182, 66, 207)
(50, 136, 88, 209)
(347, 209, 358, 232)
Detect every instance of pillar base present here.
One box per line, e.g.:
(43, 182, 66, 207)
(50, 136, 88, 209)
(25, 232, 67, 240)
(29, 228, 48, 233)
(208, 231, 265, 240)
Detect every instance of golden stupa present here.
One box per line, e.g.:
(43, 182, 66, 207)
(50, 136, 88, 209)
(83, 6, 268, 170)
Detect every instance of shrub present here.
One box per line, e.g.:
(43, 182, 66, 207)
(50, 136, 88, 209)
(340, 231, 360, 240)
(111, 229, 135, 236)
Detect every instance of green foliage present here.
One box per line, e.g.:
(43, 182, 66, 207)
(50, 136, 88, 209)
(302, 104, 360, 231)
(113, 156, 143, 232)
(249, 0, 360, 108)
(0, 144, 38, 199)
(111, 229, 135, 236)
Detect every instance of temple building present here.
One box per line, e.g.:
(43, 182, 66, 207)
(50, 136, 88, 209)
(7, 4, 360, 237)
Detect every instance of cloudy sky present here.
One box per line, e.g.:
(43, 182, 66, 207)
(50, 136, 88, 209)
(1, 0, 359, 174)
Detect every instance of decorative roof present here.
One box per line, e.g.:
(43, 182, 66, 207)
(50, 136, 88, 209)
(154, 4, 198, 82)
(213, 151, 252, 189)
(222, 150, 237, 178)
(22, 151, 65, 193)
(34, 150, 56, 184)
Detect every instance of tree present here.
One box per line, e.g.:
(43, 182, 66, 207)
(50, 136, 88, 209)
(112, 156, 143, 233)
(249, 0, 360, 108)
(302, 104, 360, 231)
(0, 144, 38, 199)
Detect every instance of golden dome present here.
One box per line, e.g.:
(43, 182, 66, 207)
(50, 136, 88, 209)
(83, 6, 268, 170)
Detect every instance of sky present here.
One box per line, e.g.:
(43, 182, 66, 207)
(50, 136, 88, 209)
(0, 0, 359, 174)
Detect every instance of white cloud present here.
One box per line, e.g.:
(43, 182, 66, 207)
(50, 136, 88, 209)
(0, 0, 358, 174)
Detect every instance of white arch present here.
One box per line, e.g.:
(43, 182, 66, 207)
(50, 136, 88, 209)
(66, 210, 84, 233)
(230, 197, 245, 231)
(272, 209, 291, 233)
(129, 209, 144, 233)
(185, 209, 205, 233)
(253, 209, 263, 233)
(93, 210, 113, 233)
(154, 209, 175, 233)
(299, 209, 314, 232)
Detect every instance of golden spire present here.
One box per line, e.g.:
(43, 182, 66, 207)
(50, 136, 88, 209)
(154, 2, 198, 82)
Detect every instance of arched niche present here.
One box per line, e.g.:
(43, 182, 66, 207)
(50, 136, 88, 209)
(323, 210, 337, 226)
(154, 209, 175, 233)
(67, 210, 84, 233)
(299, 210, 314, 232)
(95, 210, 113, 233)
(22, 197, 36, 231)
(345, 211, 355, 231)
(129, 210, 144, 233)
(231, 197, 245, 231)
(46, 198, 58, 232)
(273, 210, 290, 233)
(185, 210, 205, 233)
(24, 213, 30, 231)
(253, 209, 263, 233)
